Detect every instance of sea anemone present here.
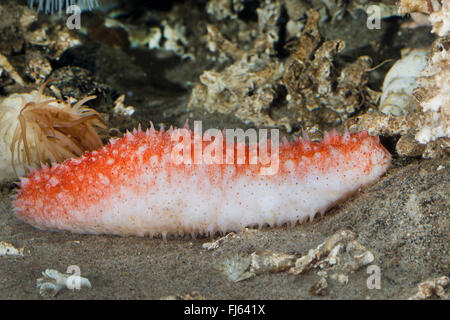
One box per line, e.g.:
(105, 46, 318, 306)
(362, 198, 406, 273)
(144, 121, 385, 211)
(0, 79, 106, 181)
(28, 0, 100, 14)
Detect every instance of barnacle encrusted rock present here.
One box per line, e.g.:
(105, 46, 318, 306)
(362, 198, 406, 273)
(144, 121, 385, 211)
(397, 0, 449, 148)
(414, 36, 450, 145)
(206, 0, 396, 25)
(189, 9, 374, 132)
(0, 3, 36, 55)
(358, 1, 450, 158)
(399, 0, 450, 36)
(206, 0, 238, 21)
(397, 0, 439, 14)
(346, 112, 413, 137)
(24, 24, 81, 61)
(24, 50, 53, 83)
(428, 1, 450, 36)
(346, 110, 448, 158)
(0, 2, 80, 86)
(408, 276, 449, 300)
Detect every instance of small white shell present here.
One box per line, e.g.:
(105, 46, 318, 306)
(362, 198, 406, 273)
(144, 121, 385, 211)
(0, 241, 24, 257)
(379, 48, 430, 116)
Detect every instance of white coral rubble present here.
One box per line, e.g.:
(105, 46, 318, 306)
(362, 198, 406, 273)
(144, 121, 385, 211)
(36, 269, 91, 297)
(395, 0, 449, 151)
(429, 1, 450, 36)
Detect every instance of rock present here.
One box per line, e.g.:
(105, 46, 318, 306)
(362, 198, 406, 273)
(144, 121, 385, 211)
(408, 276, 449, 300)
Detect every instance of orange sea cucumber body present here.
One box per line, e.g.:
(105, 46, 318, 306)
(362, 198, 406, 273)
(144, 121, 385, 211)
(13, 127, 391, 237)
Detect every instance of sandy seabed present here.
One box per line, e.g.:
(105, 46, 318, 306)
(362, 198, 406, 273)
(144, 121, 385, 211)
(0, 158, 448, 299)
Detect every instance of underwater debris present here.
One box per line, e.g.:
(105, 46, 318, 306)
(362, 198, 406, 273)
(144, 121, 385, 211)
(390, 0, 450, 156)
(202, 228, 258, 250)
(351, 15, 449, 159)
(398, 0, 449, 36)
(189, 9, 374, 132)
(156, 19, 192, 59)
(219, 250, 295, 282)
(362, 0, 450, 159)
(309, 276, 328, 296)
(0, 53, 25, 86)
(329, 273, 349, 285)
(36, 269, 91, 297)
(347, 112, 413, 138)
(102, 9, 193, 58)
(397, 0, 437, 14)
(206, 0, 245, 21)
(408, 276, 449, 300)
(414, 36, 450, 146)
(249, 250, 296, 274)
(289, 230, 375, 275)
(24, 23, 81, 60)
(0, 241, 24, 257)
(113, 94, 135, 116)
(202, 232, 237, 250)
(217, 230, 376, 284)
(0, 80, 106, 182)
(24, 50, 53, 83)
(283, 18, 374, 117)
(429, 1, 450, 36)
(219, 253, 253, 282)
(206, 0, 399, 24)
(0, 3, 36, 56)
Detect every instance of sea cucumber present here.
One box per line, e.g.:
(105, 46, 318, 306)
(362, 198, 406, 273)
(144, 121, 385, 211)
(13, 126, 391, 238)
